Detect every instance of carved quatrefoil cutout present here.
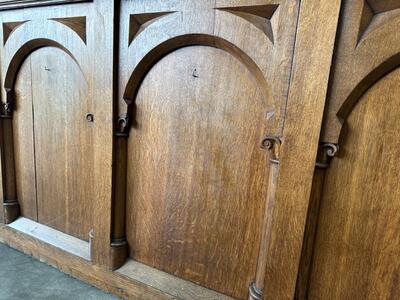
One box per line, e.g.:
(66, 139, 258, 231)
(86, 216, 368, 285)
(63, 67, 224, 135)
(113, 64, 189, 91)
(129, 12, 176, 45)
(50, 16, 87, 44)
(3, 21, 29, 45)
(358, 0, 400, 43)
(216, 4, 279, 43)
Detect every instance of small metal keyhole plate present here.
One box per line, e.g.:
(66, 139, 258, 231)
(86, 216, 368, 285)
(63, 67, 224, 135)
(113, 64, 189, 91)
(86, 113, 94, 123)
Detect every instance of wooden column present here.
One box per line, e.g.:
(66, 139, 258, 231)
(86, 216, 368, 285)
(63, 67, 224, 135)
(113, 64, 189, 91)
(109, 116, 129, 270)
(1, 89, 19, 224)
(262, 1, 342, 298)
(295, 143, 338, 300)
(249, 136, 281, 300)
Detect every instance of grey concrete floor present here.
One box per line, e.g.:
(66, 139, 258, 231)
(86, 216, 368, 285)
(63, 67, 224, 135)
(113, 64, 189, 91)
(0, 243, 119, 300)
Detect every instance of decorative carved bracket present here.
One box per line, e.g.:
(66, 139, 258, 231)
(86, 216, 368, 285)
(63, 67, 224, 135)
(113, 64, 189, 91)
(115, 116, 130, 137)
(261, 135, 282, 164)
(1, 89, 15, 118)
(249, 282, 263, 300)
(315, 143, 338, 169)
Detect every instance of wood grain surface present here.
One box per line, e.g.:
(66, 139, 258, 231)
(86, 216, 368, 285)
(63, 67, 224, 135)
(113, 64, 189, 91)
(12, 47, 93, 241)
(262, 0, 342, 299)
(126, 46, 269, 299)
(308, 67, 400, 300)
(0, 0, 115, 265)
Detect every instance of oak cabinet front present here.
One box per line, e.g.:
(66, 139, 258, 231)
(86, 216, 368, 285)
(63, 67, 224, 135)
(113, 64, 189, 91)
(0, 1, 301, 299)
(111, 1, 301, 298)
(0, 0, 114, 264)
(1, 1, 400, 300)
(297, 1, 400, 299)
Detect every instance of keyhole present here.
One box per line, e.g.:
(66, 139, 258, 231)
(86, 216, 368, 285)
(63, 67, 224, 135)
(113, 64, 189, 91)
(86, 113, 94, 123)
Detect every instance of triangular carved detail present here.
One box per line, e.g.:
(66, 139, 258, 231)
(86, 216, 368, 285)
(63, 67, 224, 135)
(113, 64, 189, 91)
(3, 21, 29, 45)
(216, 5, 279, 43)
(129, 12, 175, 45)
(358, 1, 375, 42)
(50, 16, 86, 44)
(358, 0, 400, 43)
(366, 0, 400, 14)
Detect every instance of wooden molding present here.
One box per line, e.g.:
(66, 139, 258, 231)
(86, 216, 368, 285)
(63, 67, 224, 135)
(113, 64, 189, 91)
(262, 0, 342, 298)
(8, 218, 91, 260)
(295, 142, 338, 298)
(0, 223, 233, 300)
(0, 88, 19, 225)
(251, 136, 281, 299)
(110, 127, 129, 270)
(0, 0, 92, 11)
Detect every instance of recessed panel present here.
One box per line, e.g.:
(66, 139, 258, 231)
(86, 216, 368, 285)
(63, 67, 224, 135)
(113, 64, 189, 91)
(13, 47, 93, 241)
(309, 68, 400, 299)
(126, 46, 270, 299)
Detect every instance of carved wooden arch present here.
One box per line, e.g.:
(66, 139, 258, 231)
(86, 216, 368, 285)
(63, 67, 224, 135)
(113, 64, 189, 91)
(1, 34, 86, 224)
(321, 0, 400, 144)
(119, 1, 300, 136)
(337, 53, 400, 125)
(110, 32, 275, 270)
(3, 18, 88, 94)
(110, 0, 300, 272)
(298, 7, 400, 298)
(4, 38, 79, 91)
(120, 33, 271, 134)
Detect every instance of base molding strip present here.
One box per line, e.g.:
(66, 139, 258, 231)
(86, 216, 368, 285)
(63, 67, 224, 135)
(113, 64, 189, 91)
(0, 222, 232, 300)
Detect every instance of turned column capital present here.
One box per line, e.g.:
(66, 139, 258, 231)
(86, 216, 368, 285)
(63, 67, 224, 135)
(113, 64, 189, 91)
(1, 89, 15, 119)
(115, 115, 130, 137)
(261, 135, 282, 164)
(316, 143, 338, 169)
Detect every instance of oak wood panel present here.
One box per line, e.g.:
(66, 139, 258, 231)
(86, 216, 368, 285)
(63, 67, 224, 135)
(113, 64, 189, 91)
(13, 55, 37, 221)
(321, 0, 400, 143)
(28, 47, 93, 241)
(262, 0, 342, 299)
(118, 0, 300, 136)
(0, 1, 115, 264)
(118, 1, 301, 297)
(126, 45, 269, 299)
(308, 67, 400, 300)
(6, 45, 94, 241)
(85, 0, 115, 267)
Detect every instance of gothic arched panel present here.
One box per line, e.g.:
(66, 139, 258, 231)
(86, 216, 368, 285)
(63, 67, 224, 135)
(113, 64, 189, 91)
(309, 67, 400, 299)
(12, 47, 94, 241)
(126, 45, 269, 299)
